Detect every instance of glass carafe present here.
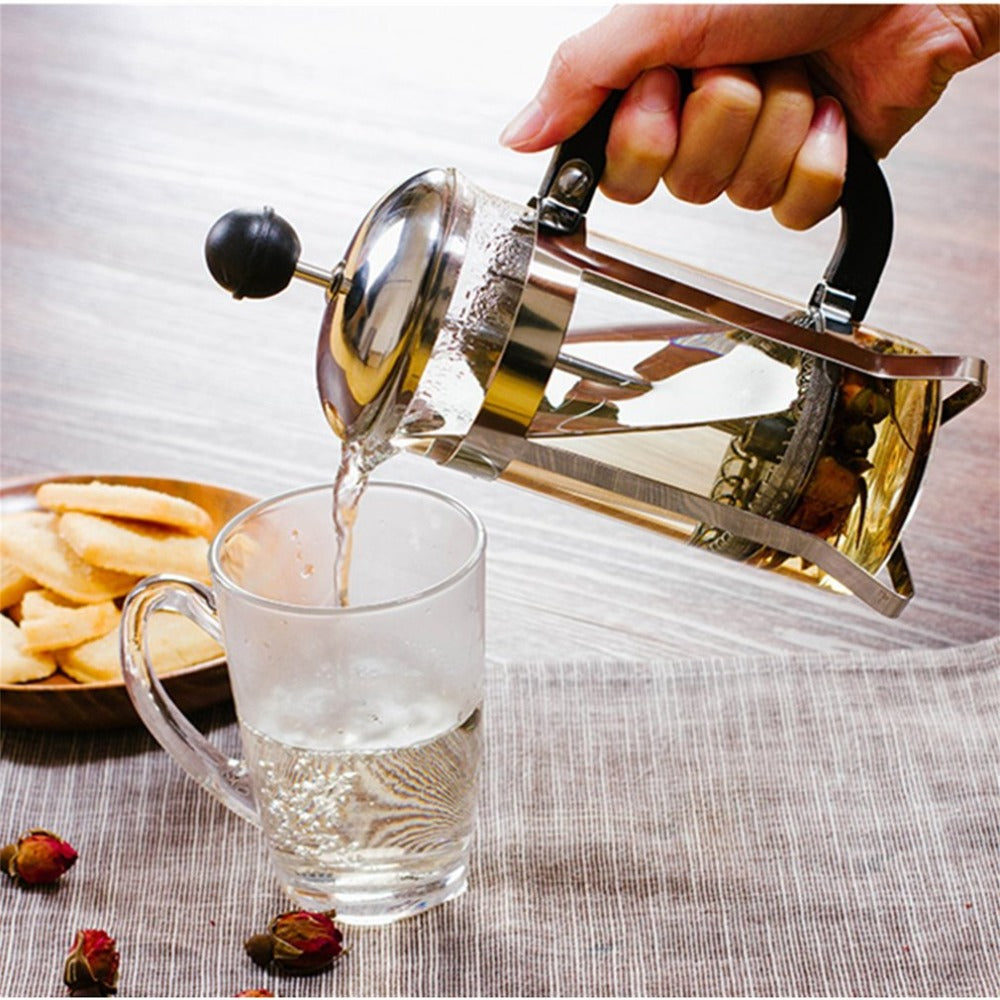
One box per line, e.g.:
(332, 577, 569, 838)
(205, 98, 986, 617)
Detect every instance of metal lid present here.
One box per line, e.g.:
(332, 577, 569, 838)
(316, 168, 474, 443)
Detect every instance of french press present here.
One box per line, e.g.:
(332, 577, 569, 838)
(205, 97, 987, 618)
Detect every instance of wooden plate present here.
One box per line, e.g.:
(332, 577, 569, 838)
(1, 473, 257, 731)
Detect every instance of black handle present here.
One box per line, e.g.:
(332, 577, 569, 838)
(535, 91, 624, 227)
(823, 131, 893, 322)
(537, 87, 893, 323)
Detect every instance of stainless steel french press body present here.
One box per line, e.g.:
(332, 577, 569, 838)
(206, 98, 986, 617)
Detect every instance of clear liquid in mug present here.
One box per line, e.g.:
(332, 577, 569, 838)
(242, 700, 482, 924)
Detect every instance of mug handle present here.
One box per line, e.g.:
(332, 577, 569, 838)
(534, 83, 893, 325)
(120, 574, 259, 826)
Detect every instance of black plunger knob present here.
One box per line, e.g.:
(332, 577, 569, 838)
(205, 206, 301, 299)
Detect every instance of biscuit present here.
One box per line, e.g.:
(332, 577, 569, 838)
(1, 559, 35, 609)
(36, 481, 214, 537)
(57, 611, 223, 683)
(0, 511, 139, 604)
(19, 589, 120, 653)
(58, 511, 210, 581)
(1, 614, 57, 684)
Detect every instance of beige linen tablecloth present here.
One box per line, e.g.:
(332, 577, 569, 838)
(2, 637, 997, 997)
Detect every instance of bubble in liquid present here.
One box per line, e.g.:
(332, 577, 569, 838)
(399, 185, 534, 440)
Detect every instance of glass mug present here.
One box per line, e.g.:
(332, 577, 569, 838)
(121, 482, 486, 925)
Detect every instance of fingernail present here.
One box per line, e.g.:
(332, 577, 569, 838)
(500, 99, 546, 148)
(636, 70, 675, 113)
(813, 96, 843, 133)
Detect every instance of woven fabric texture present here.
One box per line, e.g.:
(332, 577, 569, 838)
(1, 637, 997, 997)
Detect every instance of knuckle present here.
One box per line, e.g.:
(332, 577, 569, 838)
(607, 101, 678, 171)
(608, 121, 673, 165)
(696, 70, 762, 120)
(601, 145, 671, 205)
(772, 203, 817, 232)
(727, 179, 779, 212)
(600, 175, 654, 205)
(798, 158, 847, 191)
(727, 159, 792, 211)
(549, 34, 591, 91)
(664, 170, 721, 205)
(766, 90, 815, 137)
(772, 183, 841, 230)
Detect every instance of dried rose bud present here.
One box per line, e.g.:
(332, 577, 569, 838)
(244, 910, 343, 975)
(1, 828, 78, 886)
(64, 929, 120, 996)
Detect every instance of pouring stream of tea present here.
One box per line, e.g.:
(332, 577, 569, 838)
(331, 438, 394, 607)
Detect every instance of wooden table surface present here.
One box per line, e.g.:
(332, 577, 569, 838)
(3, 5, 997, 662)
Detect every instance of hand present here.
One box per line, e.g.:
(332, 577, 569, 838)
(501, 5, 998, 229)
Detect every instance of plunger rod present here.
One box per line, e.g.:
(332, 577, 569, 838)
(291, 261, 651, 392)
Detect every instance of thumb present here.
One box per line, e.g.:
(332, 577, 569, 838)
(501, 7, 663, 152)
(500, 4, 874, 151)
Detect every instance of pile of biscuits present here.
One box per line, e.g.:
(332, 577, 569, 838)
(1, 480, 223, 685)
